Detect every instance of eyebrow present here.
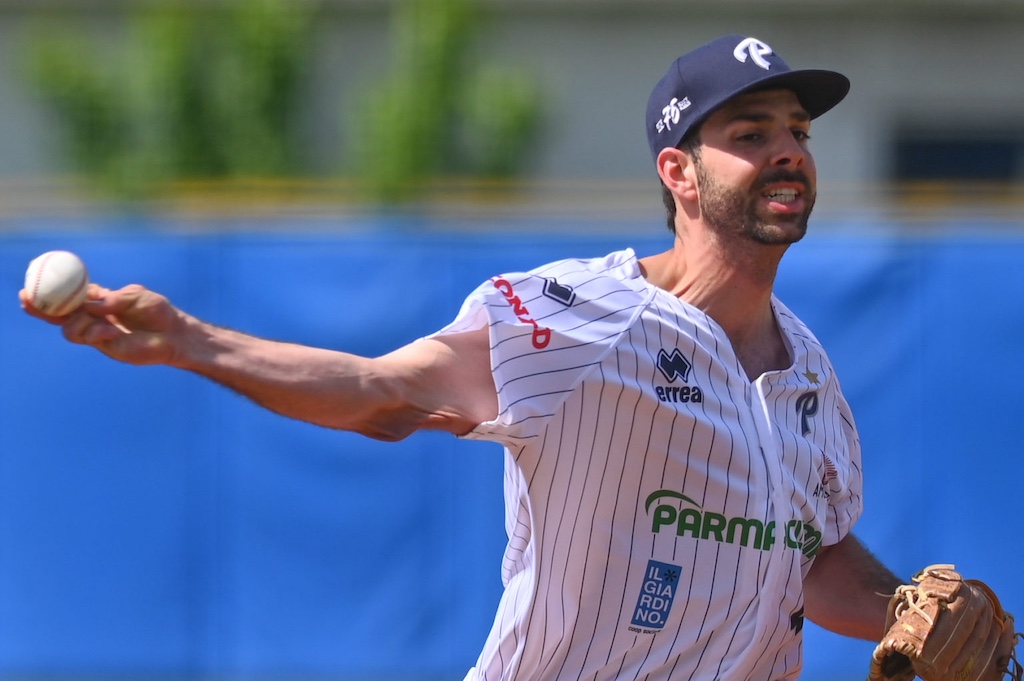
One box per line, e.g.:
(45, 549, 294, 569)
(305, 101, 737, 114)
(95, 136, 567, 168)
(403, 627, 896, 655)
(724, 109, 812, 125)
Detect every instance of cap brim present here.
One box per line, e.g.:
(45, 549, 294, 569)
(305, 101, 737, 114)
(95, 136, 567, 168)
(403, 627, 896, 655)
(745, 69, 851, 119)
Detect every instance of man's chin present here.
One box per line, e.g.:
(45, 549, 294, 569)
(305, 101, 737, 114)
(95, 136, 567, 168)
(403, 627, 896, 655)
(751, 218, 809, 245)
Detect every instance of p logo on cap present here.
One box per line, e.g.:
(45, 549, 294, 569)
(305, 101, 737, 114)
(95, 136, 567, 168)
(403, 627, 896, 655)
(733, 38, 773, 70)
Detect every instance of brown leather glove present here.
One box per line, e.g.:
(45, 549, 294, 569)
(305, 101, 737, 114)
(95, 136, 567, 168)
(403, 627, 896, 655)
(869, 564, 1021, 681)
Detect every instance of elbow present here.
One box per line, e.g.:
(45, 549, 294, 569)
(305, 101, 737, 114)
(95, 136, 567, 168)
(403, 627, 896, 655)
(354, 423, 418, 442)
(346, 401, 430, 442)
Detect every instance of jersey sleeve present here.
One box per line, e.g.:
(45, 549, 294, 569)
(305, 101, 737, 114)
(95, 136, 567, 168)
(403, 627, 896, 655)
(428, 252, 652, 445)
(823, 377, 863, 545)
(774, 297, 864, 548)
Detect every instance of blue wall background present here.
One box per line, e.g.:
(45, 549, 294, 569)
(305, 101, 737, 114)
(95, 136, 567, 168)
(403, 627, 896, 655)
(1, 215, 1023, 681)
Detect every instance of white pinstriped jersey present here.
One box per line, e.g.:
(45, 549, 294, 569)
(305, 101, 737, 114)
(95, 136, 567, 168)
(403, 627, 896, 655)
(432, 249, 863, 681)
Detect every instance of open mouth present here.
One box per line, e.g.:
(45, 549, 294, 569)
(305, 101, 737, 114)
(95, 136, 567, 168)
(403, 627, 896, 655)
(762, 188, 799, 205)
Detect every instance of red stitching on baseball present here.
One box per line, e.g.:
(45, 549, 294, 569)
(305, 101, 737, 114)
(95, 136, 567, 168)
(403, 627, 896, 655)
(30, 251, 57, 305)
(56, 268, 88, 313)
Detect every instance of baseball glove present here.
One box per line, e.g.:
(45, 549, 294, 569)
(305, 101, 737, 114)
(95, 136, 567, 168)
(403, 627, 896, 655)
(868, 564, 1022, 681)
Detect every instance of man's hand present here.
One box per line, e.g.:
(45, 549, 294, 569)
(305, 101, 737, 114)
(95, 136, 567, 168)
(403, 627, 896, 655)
(21, 283, 188, 366)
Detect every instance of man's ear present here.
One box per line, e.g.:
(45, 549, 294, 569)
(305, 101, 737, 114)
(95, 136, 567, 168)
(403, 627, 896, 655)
(656, 147, 698, 203)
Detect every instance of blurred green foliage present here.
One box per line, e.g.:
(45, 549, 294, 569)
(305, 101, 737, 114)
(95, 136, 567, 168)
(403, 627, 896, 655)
(23, 0, 544, 203)
(349, 0, 544, 201)
(26, 0, 315, 198)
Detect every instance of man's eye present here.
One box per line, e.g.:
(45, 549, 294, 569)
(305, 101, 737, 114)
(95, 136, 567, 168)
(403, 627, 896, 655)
(793, 130, 812, 141)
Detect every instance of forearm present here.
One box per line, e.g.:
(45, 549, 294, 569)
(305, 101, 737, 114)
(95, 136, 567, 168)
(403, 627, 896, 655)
(171, 315, 418, 437)
(804, 533, 903, 641)
(31, 283, 493, 440)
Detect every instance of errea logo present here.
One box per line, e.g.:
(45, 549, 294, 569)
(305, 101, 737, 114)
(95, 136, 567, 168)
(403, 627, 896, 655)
(655, 348, 703, 404)
(657, 348, 691, 382)
(733, 37, 773, 70)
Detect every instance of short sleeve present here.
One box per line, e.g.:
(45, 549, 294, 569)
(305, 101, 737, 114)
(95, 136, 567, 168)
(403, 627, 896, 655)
(429, 251, 653, 444)
(823, 381, 863, 545)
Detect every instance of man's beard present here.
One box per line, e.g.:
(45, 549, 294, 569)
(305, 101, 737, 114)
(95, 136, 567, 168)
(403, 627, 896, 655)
(695, 162, 816, 245)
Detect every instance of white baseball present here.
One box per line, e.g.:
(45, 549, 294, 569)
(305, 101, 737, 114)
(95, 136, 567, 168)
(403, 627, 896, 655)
(24, 250, 90, 316)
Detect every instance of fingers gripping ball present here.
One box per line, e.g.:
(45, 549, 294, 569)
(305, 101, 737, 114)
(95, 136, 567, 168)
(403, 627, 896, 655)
(24, 250, 90, 316)
(869, 564, 1023, 681)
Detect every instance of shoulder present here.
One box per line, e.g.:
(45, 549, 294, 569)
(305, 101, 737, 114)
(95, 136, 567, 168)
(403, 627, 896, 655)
(773, 296, 849, 389)
(486, 249, 651, 345)
(772, 297, 822, 345)
(496, 248, 648, 300)
(432, 249, 652, 342)
(773, 296, 833, 365)
(444, 251, 654, 442)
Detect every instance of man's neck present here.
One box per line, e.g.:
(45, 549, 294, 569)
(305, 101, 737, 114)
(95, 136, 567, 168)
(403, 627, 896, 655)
(639, 235, 791, 379)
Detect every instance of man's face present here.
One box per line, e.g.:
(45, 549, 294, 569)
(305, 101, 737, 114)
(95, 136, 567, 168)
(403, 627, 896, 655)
(690, 89, 817, 246)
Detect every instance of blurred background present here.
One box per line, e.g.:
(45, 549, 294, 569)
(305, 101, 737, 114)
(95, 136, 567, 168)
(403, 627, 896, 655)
(2, 1, 1024, 680)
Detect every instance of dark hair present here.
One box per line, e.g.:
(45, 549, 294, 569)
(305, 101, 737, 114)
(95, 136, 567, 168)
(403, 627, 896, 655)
(660, 130, 702, 233)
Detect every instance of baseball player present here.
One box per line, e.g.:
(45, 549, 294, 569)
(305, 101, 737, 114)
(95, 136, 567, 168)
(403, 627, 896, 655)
(22, 35, 907, 681)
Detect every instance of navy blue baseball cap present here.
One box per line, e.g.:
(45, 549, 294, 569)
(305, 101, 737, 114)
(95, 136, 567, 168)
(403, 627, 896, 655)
(646, 35, 850, 162)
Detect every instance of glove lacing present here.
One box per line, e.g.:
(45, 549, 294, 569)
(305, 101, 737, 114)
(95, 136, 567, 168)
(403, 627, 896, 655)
(1007, 633, 1024, 681)
(891, 564, 958, 627)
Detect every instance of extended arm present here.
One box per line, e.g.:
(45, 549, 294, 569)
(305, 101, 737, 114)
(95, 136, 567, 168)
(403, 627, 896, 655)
(21, 283, 498, 441)
(804, 533, 903, 641)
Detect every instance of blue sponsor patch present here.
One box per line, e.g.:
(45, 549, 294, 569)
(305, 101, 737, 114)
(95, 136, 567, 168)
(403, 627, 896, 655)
(630, 560, 681, 631)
